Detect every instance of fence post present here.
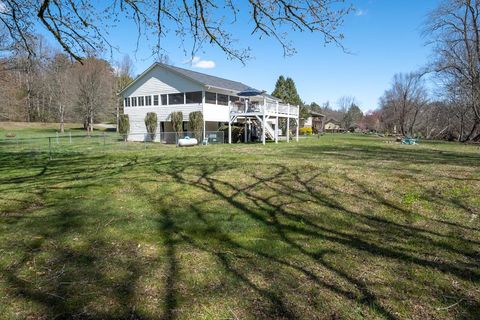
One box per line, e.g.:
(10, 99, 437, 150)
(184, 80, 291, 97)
(69, 131, 72, 144)
(48, 137, 52, 160)
(103, 132, 106, 146)
(56, 132, 59, 144)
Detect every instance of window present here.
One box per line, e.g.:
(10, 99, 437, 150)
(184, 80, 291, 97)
(217, 94, 228, 106)
(229, 96, 239, 103)
(185, 91, 202, 104)
(205, 91, 216, 104)
(161, 94, 168, 105)
(124, 97, 130, 107)
(168, 93, 184, 105)
(153, 95, 159, 106)
(138, 96, 144, 106)
(145, 95, 152, 106)
(131, 97, 137, 107)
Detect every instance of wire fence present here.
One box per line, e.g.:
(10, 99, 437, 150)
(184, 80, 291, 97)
(0, 131, 225, 159)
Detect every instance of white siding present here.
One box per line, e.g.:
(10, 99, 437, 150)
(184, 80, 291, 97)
(203, 103, 230, 122)
(121, 64, 236, 141)
(123, 65, 203, 97)
(124, 105, 203, 141)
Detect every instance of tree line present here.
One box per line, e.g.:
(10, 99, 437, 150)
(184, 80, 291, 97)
(275, 1, 480, 142)
(0, 36, 134, 132)
(378, 0, 480, 142)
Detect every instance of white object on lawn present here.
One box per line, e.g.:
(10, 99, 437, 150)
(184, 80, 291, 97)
(178, 136, 198, 147)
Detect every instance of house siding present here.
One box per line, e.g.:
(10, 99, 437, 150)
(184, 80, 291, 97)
(121, 64, 233, 141)
(123, 65, 203, 97)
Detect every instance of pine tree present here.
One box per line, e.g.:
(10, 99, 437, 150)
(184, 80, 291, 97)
(272, 75, 288, 101)
(272, 75, 302, 106)
(284, 77, 302, 106)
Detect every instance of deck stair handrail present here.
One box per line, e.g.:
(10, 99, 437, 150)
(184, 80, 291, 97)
(252, 118, 275, 140)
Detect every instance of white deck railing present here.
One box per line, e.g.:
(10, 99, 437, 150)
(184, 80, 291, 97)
(230, 102, 299, 117)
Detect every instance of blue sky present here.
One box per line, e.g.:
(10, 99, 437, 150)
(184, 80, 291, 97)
(39, 0, 440, 111)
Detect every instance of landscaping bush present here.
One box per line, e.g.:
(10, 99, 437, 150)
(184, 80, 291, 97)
(118, 114, 130, 141)
(144, 112, 158, 141)
(299, 127, 313, 135)
(189, 111, 203, 142)
(170, 111, 183, 136)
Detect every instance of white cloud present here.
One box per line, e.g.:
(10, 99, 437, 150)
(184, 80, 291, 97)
(355, 9, 367, 16)
(189, 56, 215, 69)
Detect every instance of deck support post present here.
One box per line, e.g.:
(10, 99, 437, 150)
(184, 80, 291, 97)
(296, 105, 299, 142)
(286, 103, 290, 143)
(203, 120, 206, 143)
(262, 97, 266, 145)
(244, 119, 248, 143)
(228, 120, 232, 144)
(275, 101, 279, 143)
(202, 92, 206, 142)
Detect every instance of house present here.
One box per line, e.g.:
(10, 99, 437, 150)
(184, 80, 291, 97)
(302, 111, 325, 133)
(323, 118, 343, 132)
(119, 63, 300, 144)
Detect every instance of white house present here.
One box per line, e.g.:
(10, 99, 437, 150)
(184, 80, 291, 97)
(119, 62, 300, 144)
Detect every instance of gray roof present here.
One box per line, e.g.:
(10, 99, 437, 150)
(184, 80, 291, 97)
(119, 62, 281, 101)
(159, 63, 252, 92)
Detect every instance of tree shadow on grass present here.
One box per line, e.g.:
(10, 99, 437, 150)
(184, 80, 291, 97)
(151, 159, 479, 319)
(287, 143, 480, 168)
(0, 200, 153, 319)
(0, 143, 479, 319)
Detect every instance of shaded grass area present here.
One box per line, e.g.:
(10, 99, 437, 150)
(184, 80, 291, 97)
(0, 133, 479, 319)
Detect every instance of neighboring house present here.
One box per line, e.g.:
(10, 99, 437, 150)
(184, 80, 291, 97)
(324, 118, 343, 132)
(119, 62, 300, 144)
(302, 111, 325, 133)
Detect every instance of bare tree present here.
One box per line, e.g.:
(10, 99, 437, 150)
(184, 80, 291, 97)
(0, 1, 352, 64)
(47, 53, 73, 132)
(424, 0, 480, 141)
(73, 58, 115, 133)
(379, 72, 428, 136)
(337, 95, 357, 113)
(115, 55, 134, 132)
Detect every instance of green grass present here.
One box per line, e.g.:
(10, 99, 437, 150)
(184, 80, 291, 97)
(0, 128, 479, 319)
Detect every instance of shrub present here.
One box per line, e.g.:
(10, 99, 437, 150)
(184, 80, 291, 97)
(144, 112, 158, 141)
(219, 125, 244, 143)
(189, 111, 204, 142)
(299, 127, 313, 135)
(118, 114, 130, 141)
(170, 111, 183, 135)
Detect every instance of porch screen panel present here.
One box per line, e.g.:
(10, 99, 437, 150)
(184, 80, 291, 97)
(217, 94, 228, 105)
(185, 91, 202, 104)
(161, 95, 168, 105)
(205, 92, 216, 104)
(169, 93, 184, 105)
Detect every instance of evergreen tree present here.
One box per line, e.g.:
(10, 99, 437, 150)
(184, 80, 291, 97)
(343, 103, 363, 130)
(272, 75, 302, 106)
(285, 77, 302, 106)
(272, 76, 288, 101)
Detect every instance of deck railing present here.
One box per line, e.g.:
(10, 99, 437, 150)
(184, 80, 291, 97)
(230, 102, 299, 116)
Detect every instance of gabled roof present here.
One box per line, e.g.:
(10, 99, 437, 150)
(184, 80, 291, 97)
(160, 63, 250, 92)
(119, 62, 262, 95)
(309, 111, 325, 117)
(325, 118, 341, 125)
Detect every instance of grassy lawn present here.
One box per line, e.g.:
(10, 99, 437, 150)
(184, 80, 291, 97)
(0, 128, 479, 319)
